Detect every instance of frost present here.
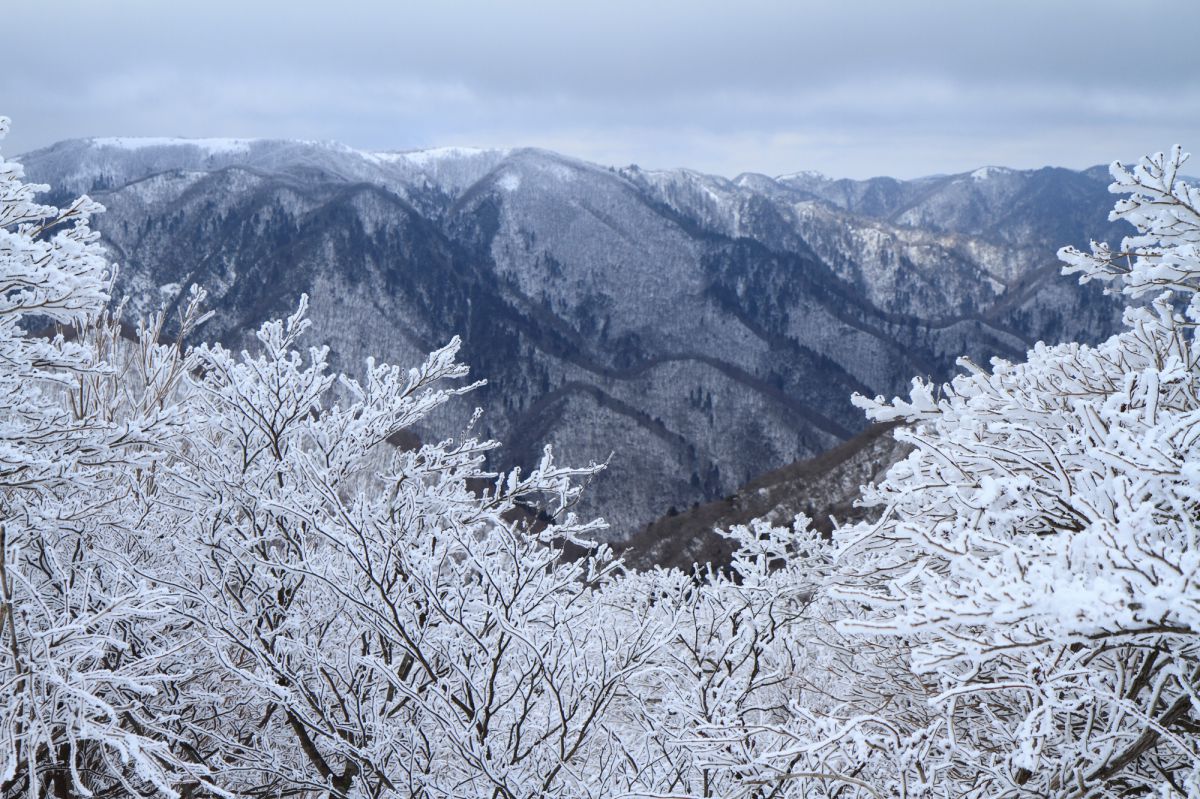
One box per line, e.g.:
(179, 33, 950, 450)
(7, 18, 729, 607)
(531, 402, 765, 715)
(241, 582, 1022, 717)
(829, 145, 1200, 798)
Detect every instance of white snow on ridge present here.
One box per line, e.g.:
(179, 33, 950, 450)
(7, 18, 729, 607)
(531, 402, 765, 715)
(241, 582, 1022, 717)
(776, 169, 829, 183)
(373, 146, 502, 167)
(970, 166, 1013, 181)
(90, 137, 257, 155)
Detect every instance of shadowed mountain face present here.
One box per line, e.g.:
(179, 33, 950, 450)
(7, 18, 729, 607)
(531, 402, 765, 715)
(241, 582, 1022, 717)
(19, 138, 1127, 537)
(617, 422, 910, 573)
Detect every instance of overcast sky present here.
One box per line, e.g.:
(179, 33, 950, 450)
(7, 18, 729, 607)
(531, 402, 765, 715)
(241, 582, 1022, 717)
(3, 0, 1197, 179)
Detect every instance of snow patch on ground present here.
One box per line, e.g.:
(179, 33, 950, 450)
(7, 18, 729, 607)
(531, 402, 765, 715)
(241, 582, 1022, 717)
(497, 172, 521, 192)
(546, 162, 576, 182)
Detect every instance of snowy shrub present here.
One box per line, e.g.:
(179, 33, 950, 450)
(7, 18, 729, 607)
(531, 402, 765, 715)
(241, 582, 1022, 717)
(825, 147, 1200, 798)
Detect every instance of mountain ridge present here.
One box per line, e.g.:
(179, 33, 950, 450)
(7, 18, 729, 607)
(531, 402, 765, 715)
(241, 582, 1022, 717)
(17, 136, 1130, 536)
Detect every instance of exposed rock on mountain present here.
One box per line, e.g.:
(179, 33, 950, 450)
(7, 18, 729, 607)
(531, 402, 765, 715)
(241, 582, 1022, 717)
(19, 138, 1127, 536)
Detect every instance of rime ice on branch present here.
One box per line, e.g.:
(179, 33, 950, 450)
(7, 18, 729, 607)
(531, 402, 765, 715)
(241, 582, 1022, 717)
(830, 148, 1200, 798)
(0, 117, 214, 797)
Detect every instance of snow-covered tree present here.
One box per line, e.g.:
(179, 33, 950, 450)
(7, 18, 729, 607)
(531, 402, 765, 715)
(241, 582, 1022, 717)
(822, 147, 1200, 798)
(0, 117, 212, 797)
(607, 518, 932, 799)
(0, 115, 664, 798)
(150, 304, 667, 798)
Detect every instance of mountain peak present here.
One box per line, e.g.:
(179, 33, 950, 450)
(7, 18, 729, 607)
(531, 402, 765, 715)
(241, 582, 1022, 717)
(775, 169, 829, 183)
(968, 165, 1015, 181)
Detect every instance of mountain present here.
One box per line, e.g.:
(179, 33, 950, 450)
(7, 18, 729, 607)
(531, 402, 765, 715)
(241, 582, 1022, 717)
(18, 137, 1128, 537)
(617, 422, 909, 573)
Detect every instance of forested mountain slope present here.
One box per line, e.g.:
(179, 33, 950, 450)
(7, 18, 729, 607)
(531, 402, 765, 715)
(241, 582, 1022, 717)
(20, 138, 1127, 534)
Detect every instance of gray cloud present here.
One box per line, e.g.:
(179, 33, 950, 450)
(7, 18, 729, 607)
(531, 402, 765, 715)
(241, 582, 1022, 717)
(3, 0, 1198, 178)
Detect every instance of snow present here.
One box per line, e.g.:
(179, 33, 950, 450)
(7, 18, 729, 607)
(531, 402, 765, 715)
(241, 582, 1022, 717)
(377, 146, 497, 166)
(497, 172, 521, 192)
(90, 137, 256, 155)
(776, 169, 829, 182)
(87, 137, 506, 172)
(546, 161, 576, 182)
(970, 165, 1013, 181)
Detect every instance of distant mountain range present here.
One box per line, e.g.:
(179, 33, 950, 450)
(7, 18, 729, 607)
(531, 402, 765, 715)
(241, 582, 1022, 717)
(19, 137, 1130, 537)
